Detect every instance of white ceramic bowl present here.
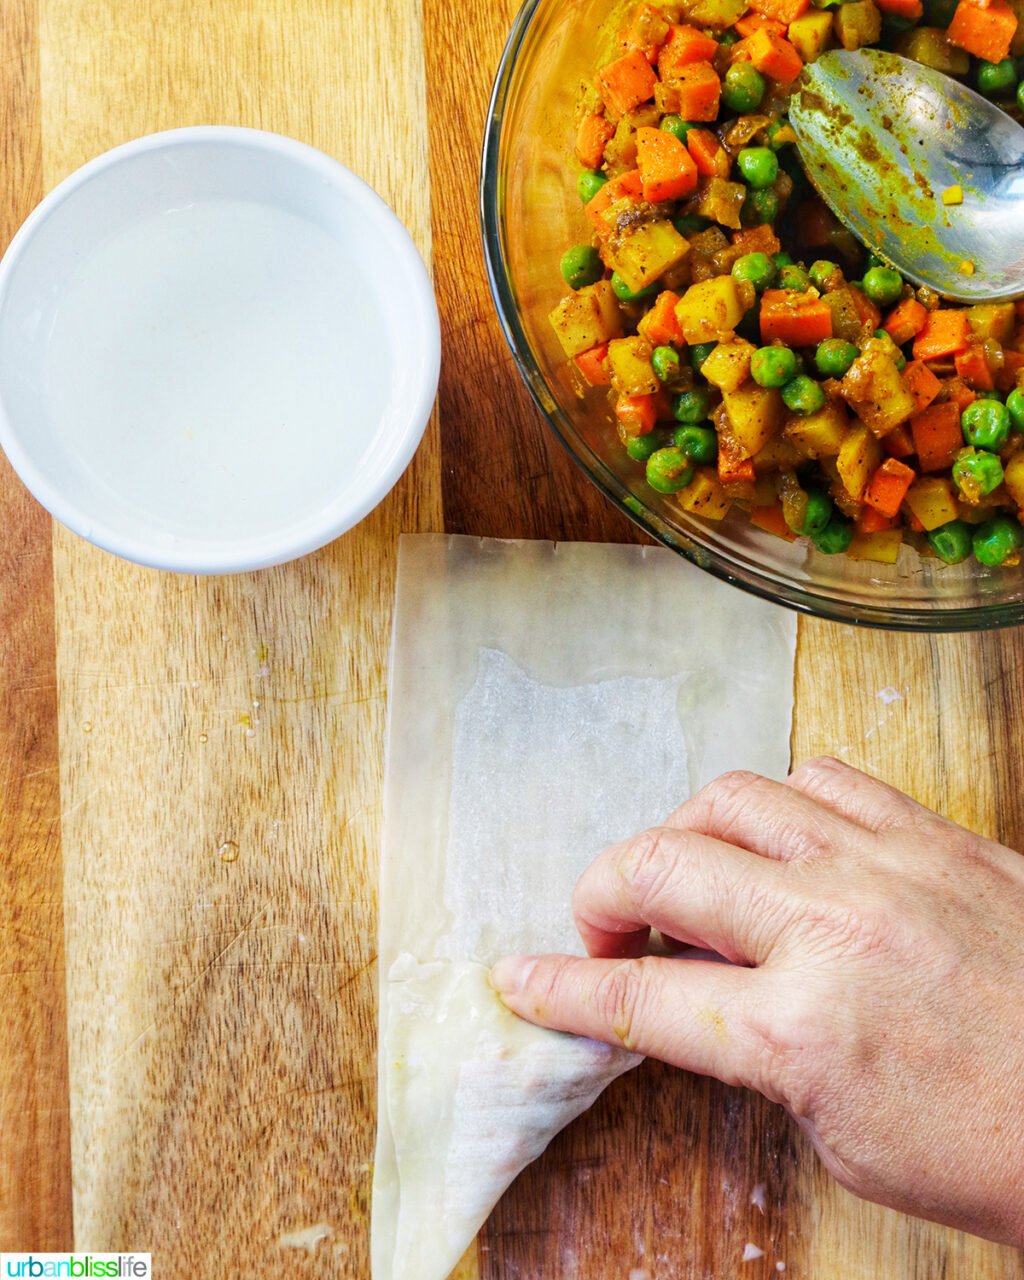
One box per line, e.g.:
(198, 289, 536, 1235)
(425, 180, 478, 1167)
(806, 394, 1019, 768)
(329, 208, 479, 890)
(0, 126, 440, 573)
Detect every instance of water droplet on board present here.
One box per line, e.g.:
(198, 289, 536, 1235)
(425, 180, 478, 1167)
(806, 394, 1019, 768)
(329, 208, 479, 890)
(198, 733, 208, 744)
(82, 721, 93, 733)
(218, 840, 240, 863)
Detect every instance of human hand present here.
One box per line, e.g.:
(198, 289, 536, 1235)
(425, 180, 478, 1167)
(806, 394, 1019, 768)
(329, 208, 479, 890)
(490, 758, 1024, 1245)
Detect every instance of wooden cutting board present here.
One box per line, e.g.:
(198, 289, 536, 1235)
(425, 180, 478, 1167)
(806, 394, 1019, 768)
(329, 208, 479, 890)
(1, 0, 1023, 1276)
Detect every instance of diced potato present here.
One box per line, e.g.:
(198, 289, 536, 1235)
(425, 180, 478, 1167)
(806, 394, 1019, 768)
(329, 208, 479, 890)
(847, 528, 904, 563)
(674, 276, 747, 344)
(677, 466, 731, 519)
(837, 423, 882, 501)
(895, 27, 970, 74)
(603, 118, 639, 175)
(903, 476, 961, 531)
(681, 0, 747, 29)
(723, 384, 785, 456)
(608, 336, 659, 396)
(784, 401, 850, 459)
(823, 287, 866, 343)
(549, 280, 624, 358)
(835, 0, 881, 50)
(752, 436, 803, 472)
(606, 219, 691, 294)
(700, 339, 755, 392)
(966, 303, 1015, 344)
(1005, 454, 1024, 508)
(788, 10, 833, 62)
(839, 338, 917, 436)
(691, 178, 747, 231)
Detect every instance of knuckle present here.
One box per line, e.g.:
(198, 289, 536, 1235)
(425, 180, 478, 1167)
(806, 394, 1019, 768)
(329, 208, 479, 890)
(619, 826, 683, 913)
(788, 755, 850, 798)
(593, 957, 655, 1051)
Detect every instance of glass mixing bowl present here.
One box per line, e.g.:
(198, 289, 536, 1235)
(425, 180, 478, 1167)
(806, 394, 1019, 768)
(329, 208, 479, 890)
(480, 0, 1024, 630)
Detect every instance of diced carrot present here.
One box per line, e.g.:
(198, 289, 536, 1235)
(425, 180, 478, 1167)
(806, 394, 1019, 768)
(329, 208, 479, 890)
(902, 360, 942, 413)
(796, 200, 836, 248)
(732, 224, 782, 257)
(668, 61, 721, 122)
(585, 168, 643, 236)
(884, 423, 916, 459)
(948, 0, 1018, 62)
(727, 36, 755, 63)
(747, 28, 803, 84)
(615, 393, 659, 435)
(864, 457, 917, 518)
(638, 290, 684, 346)
(575, 113, 615, 171)
(875, 0, 923, 17)
(736, 12, 787, 36)
(575, 342, 611, 386)
(997, 349, 1024, 392)
(749, 504, 797, 540)
(748, 0, 810, 23)
(597, 49, 658, 116)
(848, 285, 882, 333)
(718, 435, 757, 484)
(760, 289, 833, 346)
(687, 128, 731, 178)
(884, 297, 928, 346)
(909, 401, 964, 472)
(855, 506, 899, 534)
(912, 309, 971, 360)
(636, 126, 699, 202)
(943, 375, 977, 412)
(954, 343, 996, 391)
(658, 24, 720, 78)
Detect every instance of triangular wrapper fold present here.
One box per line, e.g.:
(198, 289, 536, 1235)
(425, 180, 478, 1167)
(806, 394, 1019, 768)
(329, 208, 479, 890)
(372, 536, 796, 1280)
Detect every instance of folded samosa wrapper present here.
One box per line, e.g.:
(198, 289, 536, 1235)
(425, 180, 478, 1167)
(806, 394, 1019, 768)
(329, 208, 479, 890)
(372, 535, 796, 1280)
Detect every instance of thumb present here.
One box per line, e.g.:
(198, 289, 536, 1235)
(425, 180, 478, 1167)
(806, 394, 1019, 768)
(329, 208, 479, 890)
(491, 952, 776, 1093)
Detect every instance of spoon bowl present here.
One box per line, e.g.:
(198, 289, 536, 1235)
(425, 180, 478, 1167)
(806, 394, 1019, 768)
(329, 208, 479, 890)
(789, 48, 1024, 301)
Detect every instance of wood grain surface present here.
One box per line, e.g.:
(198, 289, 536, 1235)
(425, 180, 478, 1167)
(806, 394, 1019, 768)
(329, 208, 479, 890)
(0, 0, 1022, 1275)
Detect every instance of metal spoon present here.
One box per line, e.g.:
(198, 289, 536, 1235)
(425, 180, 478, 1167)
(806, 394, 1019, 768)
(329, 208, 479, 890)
(789, 48, 1024, 302)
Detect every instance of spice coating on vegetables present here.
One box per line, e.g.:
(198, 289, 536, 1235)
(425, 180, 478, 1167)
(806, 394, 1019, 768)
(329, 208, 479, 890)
(550, 0, 1024, 567)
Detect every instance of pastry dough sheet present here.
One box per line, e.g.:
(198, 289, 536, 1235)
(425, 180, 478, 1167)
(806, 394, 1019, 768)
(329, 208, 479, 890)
(373, 535, 797, 1280)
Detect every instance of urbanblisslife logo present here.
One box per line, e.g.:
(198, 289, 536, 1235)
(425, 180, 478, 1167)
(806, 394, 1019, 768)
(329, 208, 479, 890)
(1, 1257, 150, 1278)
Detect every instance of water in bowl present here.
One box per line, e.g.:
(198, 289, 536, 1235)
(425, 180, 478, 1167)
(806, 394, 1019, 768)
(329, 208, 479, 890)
(44, 197, 388, 545)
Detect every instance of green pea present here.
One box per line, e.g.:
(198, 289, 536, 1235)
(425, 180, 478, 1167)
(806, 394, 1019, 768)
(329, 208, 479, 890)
(577, 170, 608, 204)
(952, 449, 1004, 498)
(765, 119, 793, 151)
(732, 252, 777, 293)
(927, 519, 973, 565)
(881, 12, 918, 35)
(815, 338, 859, 378)
(781, 375, 827, 416)
(972, 516, 1024, 566)
(751, 345, 798, 388)
(778, 264, 811, 292)
(718, 29, 741, 46)
(811, 513, 855, 555)
(722, 62, 766, 114)
(741, 189, 779, 227)
(865, 252, 887, 272)
(661, 115, 696, 142)
(977, 58, 1017, 97)
(773, 251, 795, 269)
(611, 272, 659, 303)
(674, 213, 709, 235)
(923, 0, 957, 22)
(862, 265, 904, 307)
(673, 424, 718, 464)
(961, 399, 1011, 451)
(1006, 387, 1024, 431)
(651, 345, 682, 383)
(799, 488, 833, 536)
(626, 429, 668, 462)
(690, 342, 717, 373)
(672, 387, 713, 423)
(646, 446, 695, 493)
(809, 260, 839, 292)
(737, 146, 779, 189)
(975, 390, 1005, 401)
(871, 328, 906, 369)
(560, 244, 603, 290)
(1018, 80, 1024, 114)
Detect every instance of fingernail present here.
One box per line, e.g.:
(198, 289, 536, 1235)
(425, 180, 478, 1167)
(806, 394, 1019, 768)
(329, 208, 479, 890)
(490, 955, 537, 996)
